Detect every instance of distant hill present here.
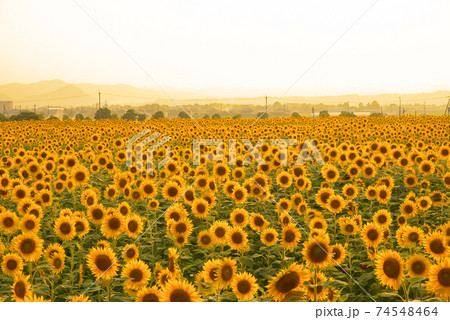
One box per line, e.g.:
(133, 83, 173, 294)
(0, 80, 448, 109)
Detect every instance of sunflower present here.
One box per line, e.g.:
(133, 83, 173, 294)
(231, 185, 248, 204)
(267, 263, 309, 301)
(315, 188, 334, 208)
(321, 164, 339, 183)
(230, 208, 249, 227)
(12, 185, 30, 202)
(326, 195, 345, 214)
(399, 200, 416, 218)
(372, 209, 392, 228)
(0, 210, 20, 234)
(101, 212, 125, 239)
(423, 232, 450, 260)
(249, 213, 269, 232)
(338, 218, 358, 236)
(226, 226, 248, 251)
(162, 182, 183, 201)
(232, 167, 246, 180)
(365, 186, 378, 201)
(140, 180, 157, 198)
(406, 254, 430, 278)
(362, 163, 377, 179)
(71, 165, 90, 184)
(417, 196, 432, 211)
(11, 233, 43, 262)
(104, 185, 119, 200)
(361, 223, 383, 247)
(1, 253, 24, 276)
(73, 215, 90, 238)
(402, 225, 424, 247)
(376, 185, 391, 204)
(209, 220, 230, 244)
(54, 216, 76, 241)
(309, 217, 328, 233)
(86, 247, 118, 280)
(330, 244, 347, 265)
(11, 272, 32, 301)
(374, 250, 404, 290)
(404, 174, 418, 187)
(164, 203, 188, 222)
(122, 260, 151, 290)
(44, 243, 65, 262)
(198, 230, 215, 249)
(261, 227, 279, 246)
(122, 244, 139, 262)
(49, 253, 65, 274)
(87, 204, 105, 225)
(302, 235, 331, 267)
(135, 286, 161, 302)
(170, 217, 193, 237)
(124, 214, 144, 239)
(305, 271, 327, 301)
(191, 198, 209, 219)
(281, 223, 301, 251)
(276, 171, 292, 187)
(418, 160, 435, 176)
(427, 258, 450, 298)
(160, 278, 202, 302)
(232, 272, 259, 301)
(174, 234, 188, 247)
(342, 184, 358, 200)
(217, 257, 237, 288)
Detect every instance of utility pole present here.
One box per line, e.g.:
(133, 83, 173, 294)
(398, 97, 401, 117)
(312, 107, 315, 118)
(265, 94, 268, 113)
(444, 97, 450, 115)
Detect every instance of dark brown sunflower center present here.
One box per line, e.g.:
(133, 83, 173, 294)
(430, 239, 445, 254)
(275, 271, 300, 293)
(377, 215, 387, 224)
(92, 208, 103, 220)
(345, 224, 354, 233)
(215, 227, 225, 238)
(14, 281, 26, 299)
(170, 289, 191, 302)
(330, 199, 341, 209)
(95, 254, 112, 271)
(237, 279, 251, 294)
(75, 171, 86, 182)
(253, 216, 264, 227)
(20, 239, 36, 254)
(408, 232, 419, 242)
(24, 219, 35, 230)
(265, 233, 275, 242)
(412, 260, 425, 274)
(7, 259, 18, 270)
(167, 187, 178, 197)
(437, 268, 450, 287)
(231, 232, 243, 244)
(235, 214, 244, 223)
(60, 222, 72, 235)
(309, 243, 328, 263)
(201, 235, 211, 245)
(383, 258, 401, 278)
(143, 293, 159, 302)
(128, 220, 138, 232)
(221, 265, 233, 281)
(284, 230, 296, 243)
(3, 217, 14, 227)
(280, 176, 289, 184)
(332, 247, 341, 260)
(367, 229, 379, 241)
(175, 223, 187, 233)
(126, 249, 136, 258)
(131, 269, 143, 282)
(75, 221, 85, 232)
(108, 217, 121, 230)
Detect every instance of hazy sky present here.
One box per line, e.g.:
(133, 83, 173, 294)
(1, 0, 449, 96)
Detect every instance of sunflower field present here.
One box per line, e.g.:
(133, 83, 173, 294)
(0, 116, 449, 302)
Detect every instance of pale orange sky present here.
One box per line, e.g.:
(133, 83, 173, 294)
(0, 0, 449, 96)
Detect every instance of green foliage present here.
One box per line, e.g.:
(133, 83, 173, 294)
(319, 110, 330, 118)
(178, 111, 190, 119)
(256, 112, 269, 119)
(94, 107, 112, 120)
(152, 111, 164, 119)
(232, 114, 241, 119)
(9, 111, 43, 121)
(339, 111, 356, 117)
(75, 113, 84, 120)
(212, 113, 221, 119)
(292, 112, 300, 118)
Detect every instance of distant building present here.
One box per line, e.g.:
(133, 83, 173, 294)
(0, 101, 13, 110)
